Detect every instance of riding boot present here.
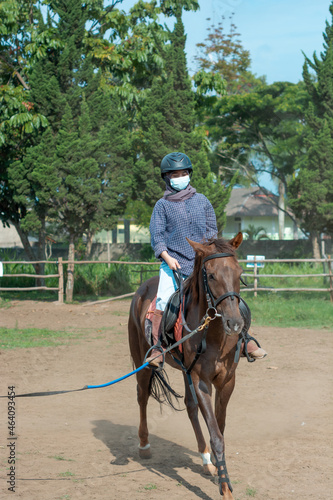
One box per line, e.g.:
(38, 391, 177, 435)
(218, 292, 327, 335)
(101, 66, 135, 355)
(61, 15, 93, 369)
(244, 329, 268, 359)
(146, 309, 164, 368)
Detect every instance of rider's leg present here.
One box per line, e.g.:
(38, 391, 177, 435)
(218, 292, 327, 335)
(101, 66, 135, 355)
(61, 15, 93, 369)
(145, 309, 164, 367)
(146, 262, 178, 368)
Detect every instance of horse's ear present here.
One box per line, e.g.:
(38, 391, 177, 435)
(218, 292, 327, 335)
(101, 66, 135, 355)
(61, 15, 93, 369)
(229, 232, 243, 249)
(186, 238, 207, 255)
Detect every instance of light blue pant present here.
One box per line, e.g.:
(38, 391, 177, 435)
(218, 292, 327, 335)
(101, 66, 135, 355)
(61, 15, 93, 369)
(156, 261, 188, 311)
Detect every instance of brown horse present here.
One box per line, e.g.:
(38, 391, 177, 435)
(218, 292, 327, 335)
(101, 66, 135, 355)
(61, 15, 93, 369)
(128, 232, 245, 499)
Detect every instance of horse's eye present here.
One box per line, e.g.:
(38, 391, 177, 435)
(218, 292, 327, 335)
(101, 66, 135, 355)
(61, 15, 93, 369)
(208, 274, 215, 281)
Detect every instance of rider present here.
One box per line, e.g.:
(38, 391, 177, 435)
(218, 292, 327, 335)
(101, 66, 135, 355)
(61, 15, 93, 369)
(146, 152, 267, 368)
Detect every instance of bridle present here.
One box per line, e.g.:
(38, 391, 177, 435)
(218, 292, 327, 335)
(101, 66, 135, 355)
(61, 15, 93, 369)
(201, 252, 241, 316)
(201, 251, 256, 364)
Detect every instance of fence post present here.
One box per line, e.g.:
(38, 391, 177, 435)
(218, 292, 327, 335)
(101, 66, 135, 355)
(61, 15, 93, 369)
(328, 255, 333, 303)
(254, 256, 258, 298)
(58, 257, 64, 303)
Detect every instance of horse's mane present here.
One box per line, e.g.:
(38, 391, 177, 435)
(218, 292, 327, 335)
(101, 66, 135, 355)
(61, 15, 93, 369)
(184, 237, 236, 304)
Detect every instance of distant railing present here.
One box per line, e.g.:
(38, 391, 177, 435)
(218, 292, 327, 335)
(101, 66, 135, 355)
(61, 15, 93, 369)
(0, 257, 332, 303)
(239, 257, 333, 301)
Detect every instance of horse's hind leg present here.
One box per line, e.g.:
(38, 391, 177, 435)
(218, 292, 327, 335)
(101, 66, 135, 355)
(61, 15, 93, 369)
(183, 374, 216, 476)
(136, 368, 153, 459)
(128, 307, 153, 459)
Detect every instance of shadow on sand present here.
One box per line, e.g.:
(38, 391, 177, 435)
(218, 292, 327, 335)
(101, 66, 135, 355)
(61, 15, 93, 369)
(91, 420, 216, 499)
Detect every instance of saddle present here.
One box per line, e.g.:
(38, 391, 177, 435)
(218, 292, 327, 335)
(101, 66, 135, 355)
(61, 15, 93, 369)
(145, 286, 188, 353)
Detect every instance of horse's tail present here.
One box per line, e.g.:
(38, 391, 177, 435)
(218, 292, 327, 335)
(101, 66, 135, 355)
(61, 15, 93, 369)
(149, 369, 184, 411)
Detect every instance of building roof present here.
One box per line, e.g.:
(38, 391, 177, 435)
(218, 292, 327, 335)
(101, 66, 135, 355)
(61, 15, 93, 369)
(226, 187, 291, 218)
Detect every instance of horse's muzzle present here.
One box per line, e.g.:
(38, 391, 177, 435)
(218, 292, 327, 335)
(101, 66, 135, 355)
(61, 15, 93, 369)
(223, 316, 244, 336)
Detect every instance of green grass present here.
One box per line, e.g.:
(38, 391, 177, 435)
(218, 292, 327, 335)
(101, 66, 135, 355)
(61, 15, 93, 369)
(58, 471, 75, 478)
(48, 455, 74, 462)
(245, 486, 257, 497)
(244, 293, 333, 330)
(143, 483, 157, 490)
(0, 327, 84, 349)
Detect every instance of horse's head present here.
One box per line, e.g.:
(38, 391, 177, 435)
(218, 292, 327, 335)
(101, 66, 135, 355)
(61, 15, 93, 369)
(187, 232, 244, 336)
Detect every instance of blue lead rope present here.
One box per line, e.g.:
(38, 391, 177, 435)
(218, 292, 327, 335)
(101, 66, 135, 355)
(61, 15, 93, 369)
(86, 362, 149, 389)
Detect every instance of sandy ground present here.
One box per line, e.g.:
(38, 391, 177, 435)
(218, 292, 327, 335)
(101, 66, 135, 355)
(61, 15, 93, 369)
(0, 299, 332, 500)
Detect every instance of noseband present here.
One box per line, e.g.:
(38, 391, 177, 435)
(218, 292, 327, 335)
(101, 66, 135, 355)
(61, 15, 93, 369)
(202, 252, 241, 313)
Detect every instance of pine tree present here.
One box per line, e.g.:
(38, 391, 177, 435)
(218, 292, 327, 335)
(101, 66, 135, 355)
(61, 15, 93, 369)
(8, 0, 133, 299)
(289, 3, 333, 256)
(131, 5, 232, 231)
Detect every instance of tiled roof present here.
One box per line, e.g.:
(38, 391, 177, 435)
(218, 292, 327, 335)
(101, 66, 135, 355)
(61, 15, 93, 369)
(226, 187, 287, 217)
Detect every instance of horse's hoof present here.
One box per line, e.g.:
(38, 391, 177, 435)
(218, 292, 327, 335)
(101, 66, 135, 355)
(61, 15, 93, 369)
(138, 444, 151, 459)
(203, 463, 217, 476)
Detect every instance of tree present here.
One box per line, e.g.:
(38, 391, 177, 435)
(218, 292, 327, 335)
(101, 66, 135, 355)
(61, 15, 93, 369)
(8, 0, 137, 300)
(243, 224, 270, 241)
(0, 0, 50, 278)
(192, 14, 267, 218)
(2, 0, 201, 282)
(289, 3, 333, 257)
(205, 81, 309, 239)
(194, 13, 261, 96)
(130, 4, 233, 231)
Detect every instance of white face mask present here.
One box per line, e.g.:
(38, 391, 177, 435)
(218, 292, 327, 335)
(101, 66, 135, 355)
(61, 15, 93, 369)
(170, 175, 190, 191)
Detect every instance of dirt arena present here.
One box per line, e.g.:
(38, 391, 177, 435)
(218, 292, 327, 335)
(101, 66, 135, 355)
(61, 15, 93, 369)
(0, 299, 332, 500)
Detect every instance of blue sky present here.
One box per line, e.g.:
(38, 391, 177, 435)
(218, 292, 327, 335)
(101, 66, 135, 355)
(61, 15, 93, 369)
(123, 0, 331, 83)
(182, 0, 331, 83)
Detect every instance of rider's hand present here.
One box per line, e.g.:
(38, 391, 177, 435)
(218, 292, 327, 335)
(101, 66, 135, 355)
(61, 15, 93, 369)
(167, 257, 181, 271)
(161, 252, 181, 271)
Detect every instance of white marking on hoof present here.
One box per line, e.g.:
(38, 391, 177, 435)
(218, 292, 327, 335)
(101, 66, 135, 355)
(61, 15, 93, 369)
(138, 443, 151, 450)
(201, 451, 212, 465)
(201, 452, 216, 476)
(138, 443, 151, 459)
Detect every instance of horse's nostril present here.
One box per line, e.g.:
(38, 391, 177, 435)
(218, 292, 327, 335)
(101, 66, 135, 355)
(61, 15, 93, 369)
(226, 318, 242, 334)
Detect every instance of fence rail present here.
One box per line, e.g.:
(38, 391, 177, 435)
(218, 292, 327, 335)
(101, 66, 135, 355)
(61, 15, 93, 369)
(0, 257, 332, 303)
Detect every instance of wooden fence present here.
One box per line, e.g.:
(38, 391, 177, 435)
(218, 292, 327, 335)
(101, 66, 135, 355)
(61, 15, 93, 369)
(0, 257, 332, 303)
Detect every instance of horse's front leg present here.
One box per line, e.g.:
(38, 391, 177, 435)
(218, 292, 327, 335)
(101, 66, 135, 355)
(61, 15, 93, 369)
(183, 373, 216, 476)
(214, 373, 236, 435)
(193, 375, 234, 499)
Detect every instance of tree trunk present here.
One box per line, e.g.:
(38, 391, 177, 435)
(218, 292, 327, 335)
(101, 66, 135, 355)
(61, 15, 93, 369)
(278, 181, 285, 240)
(36, 217, 46, 287)
(66, 234, 75, 302)
(13, 221, 38, 271)
(85, 231, 94, 259)
(310, 231, 321, 260)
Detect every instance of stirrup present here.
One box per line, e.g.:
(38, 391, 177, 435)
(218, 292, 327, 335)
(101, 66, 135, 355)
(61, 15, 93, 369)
(144, 344, 165, 372)
(234, 331, 261, 363)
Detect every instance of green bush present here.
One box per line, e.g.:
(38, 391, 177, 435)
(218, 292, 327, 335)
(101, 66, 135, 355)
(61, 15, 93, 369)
(73, 263, 133, 297)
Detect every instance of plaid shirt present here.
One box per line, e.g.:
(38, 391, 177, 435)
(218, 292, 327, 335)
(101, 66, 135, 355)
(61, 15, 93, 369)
(150, 193, 217, 276)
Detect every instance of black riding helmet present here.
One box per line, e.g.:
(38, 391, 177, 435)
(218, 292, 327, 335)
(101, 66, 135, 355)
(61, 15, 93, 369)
(160, 152, 193, 178)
